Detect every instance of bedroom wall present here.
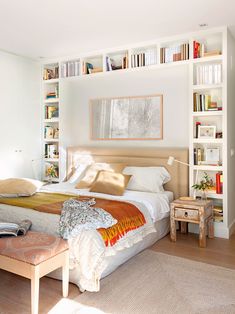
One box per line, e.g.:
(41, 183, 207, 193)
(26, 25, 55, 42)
(60, 65, 189, 178)
(0, 50, 40, 179)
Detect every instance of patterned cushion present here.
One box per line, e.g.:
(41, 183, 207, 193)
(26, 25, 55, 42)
(0, 231, 68, 265)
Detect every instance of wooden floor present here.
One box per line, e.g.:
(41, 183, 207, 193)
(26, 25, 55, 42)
(1, 232, 235, 313)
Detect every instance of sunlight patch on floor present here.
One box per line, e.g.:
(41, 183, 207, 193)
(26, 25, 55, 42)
(48, 298, 105, 314)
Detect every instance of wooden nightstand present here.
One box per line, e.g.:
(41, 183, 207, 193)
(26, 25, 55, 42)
(170, 199, 214, 248)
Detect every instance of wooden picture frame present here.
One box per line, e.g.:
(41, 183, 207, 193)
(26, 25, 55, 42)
(198, 125, 216, 139)
(90, 94, 163, 140)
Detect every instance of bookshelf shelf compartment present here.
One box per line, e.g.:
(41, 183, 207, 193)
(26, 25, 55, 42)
(193, 138, 223, 144)
(193, 165, 223, 171)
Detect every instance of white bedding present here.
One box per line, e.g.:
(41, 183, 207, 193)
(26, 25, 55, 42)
(0, 182, 172, 291)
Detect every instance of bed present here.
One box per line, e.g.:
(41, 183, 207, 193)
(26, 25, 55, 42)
(0, 147, 188, 292)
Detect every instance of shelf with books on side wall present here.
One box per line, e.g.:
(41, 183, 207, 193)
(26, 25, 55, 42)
(192, 32, 222, 61)
(105, 50, 129, 72)
(160, 40, 189, 64)
(60, 59, 80, 78)
(42, 63, 61, 183)
(129, 45, 157, 69)
(82, 55, 103, 75)
(189, 30, 225, 235)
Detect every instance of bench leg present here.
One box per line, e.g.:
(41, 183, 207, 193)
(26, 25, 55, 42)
(31, 266, 40, 314)
(62, 250, 69, 298)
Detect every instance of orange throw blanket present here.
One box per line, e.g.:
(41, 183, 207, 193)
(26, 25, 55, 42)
(0, 192, 146, 247)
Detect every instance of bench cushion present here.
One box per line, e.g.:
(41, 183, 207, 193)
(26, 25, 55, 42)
(0, 231, 68, 265)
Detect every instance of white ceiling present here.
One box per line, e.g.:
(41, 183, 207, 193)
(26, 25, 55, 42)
(0, 0, 235, 60)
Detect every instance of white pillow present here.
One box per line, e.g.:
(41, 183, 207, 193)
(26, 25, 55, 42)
(123, 166, 171, 193)
(67, 164, 89, 184)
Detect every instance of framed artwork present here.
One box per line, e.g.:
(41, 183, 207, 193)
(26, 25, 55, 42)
(90, 94, 163, 140)
(198, 125, 216, 139)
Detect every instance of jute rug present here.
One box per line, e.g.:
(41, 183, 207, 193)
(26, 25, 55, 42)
(54, 250, 235, 314)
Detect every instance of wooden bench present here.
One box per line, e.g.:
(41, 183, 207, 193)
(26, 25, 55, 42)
(0, 231, 69, 314)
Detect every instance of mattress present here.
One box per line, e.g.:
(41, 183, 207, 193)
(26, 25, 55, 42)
(0, 183, 172, 291)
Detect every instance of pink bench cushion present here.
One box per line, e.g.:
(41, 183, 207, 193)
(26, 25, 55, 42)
(0, 231, 68, 265)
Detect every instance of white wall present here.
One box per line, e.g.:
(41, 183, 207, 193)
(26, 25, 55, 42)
(0, 51, 40, 179)
(60, 65, 189, 178)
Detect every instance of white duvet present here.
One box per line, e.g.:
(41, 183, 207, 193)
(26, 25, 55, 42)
(0, 182, 172, 291)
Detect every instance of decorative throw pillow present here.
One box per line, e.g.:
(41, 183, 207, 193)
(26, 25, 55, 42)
(75, 163, 126, 189)
(0, 178, 44, 197)
(123, 166, 171, 193)
(90, 170, 131, 196)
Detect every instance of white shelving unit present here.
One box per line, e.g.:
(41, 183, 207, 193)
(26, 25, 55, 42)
(41, 26, 235, 238)
(42, 63, 60, 183)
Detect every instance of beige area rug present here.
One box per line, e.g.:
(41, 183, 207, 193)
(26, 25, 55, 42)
(51, 250, 235, 314)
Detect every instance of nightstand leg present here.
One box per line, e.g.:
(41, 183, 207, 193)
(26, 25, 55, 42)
(199, 220, 206, 248)
(180, 222, 188, 234)
(170, 217, 176, 242)
(208, 217, 214, 239)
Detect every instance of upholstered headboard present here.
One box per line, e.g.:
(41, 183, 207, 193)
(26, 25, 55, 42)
(67, 147, 189, 199)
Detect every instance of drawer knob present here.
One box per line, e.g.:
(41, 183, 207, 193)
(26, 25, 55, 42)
(184, 212, 188, 217)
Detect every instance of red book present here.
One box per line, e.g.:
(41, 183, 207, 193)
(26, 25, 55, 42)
(216, 172, 223, 194)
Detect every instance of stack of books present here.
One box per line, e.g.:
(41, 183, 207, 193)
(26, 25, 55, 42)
(45, 106, 59, 119)
(195, 64, 222, 85)
(106, 54, 128, 71)
(213, 205, 223, 223)
(194, 147, 204, 165)
(61, 60, 80, 77)
(46, 92, 57, 99)
(43, 66, 59, 80)
(193, 93, 222, 112)
(193, 41, 221, 58)
(160, 43, 189, 63)
(131, 49, 157, 68)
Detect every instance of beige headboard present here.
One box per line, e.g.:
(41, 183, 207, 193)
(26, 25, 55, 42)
(67, 147, 189, 199)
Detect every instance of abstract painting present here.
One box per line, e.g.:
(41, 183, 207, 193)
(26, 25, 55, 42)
(90, 94, 163, 140)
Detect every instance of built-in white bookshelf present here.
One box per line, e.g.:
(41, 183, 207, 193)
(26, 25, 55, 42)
(42, 63, 60, 182)
(41, 26, 235, 238)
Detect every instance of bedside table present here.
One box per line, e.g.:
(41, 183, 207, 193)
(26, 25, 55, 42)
(170, 199, 214, 248)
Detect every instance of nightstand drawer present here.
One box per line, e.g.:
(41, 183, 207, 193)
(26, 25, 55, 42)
(174, 207, 199, 221)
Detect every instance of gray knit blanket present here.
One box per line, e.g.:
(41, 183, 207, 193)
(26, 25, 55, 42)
(59, 198, 117, 239)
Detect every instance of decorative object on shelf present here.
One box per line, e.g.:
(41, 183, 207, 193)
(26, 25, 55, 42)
(54, 128, 59, 139)
(205, 148, 220, 165)
(90, 94, 163, 140)
(44, 126, 54, 139)
(45, 106, 59, 119)
(45, 164, 59, 183)
(198, 125, 216, 139)
(43, 65, 59, 80)
(216, 131, 223, 138)
(192, 172, 214, 200)
(193, 40, 221, 58)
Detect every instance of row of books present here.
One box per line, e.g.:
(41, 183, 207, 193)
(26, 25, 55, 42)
(131, 49, 157, 67)
(45, 106, 59, 119)
(61, 60, 80, 78)
(193, 93, 222, 112)
(44, 144, 59, 159)
(106, 54, 128, 71)
(195, 64, 222, 85)
(213, 205, 223, 223)
(44, 126, 59, 139)
(160, 43, 189, 63)
(43, 66, 59, 80)
(83, 62, 102, 75)
(193, 41, 221, 59)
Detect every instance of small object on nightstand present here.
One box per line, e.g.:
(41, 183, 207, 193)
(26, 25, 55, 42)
(179, 196, 195, 201)
(170, 199, 214, 248)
